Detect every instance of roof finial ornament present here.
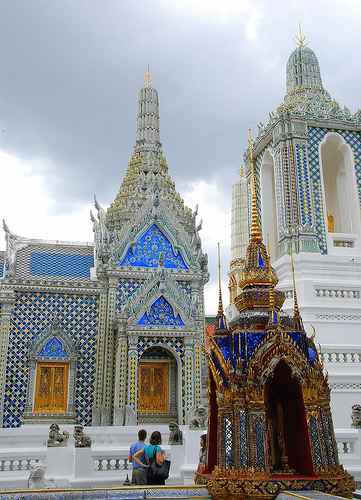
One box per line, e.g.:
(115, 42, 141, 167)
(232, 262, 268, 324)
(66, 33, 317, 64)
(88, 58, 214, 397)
(293, 23, 308, 47)
(217, 242, 224, 316)
(143, 65, 153, 84)
(237, 164, 244, 178)
(249, 129, 262, 243)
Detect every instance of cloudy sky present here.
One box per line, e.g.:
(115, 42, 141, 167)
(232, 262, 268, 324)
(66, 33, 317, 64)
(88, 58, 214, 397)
(0, 0, 360, 314)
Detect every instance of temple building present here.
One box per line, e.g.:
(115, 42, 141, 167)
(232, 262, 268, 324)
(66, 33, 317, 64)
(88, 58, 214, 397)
(0, 72, 209, 428)
(228, 30, 361, 430)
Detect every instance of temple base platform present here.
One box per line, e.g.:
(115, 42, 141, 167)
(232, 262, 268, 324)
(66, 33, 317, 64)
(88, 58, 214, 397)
(195, 468, 355, 500)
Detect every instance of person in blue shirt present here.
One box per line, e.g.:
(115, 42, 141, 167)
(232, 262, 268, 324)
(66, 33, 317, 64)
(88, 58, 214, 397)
(133, 430, 165, 485)
(128, 429, 147, 485)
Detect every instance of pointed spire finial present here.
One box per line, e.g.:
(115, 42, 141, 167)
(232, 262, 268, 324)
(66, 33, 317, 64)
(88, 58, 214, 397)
(237, 164, 244, 178)
(249, 129, 262, 243)
(293, 23, 308, 47)
(267, 234, 275, 310)
(143, 65, 154, 84)
(217, 243, 224, 316)
(290, 248, 300, 317)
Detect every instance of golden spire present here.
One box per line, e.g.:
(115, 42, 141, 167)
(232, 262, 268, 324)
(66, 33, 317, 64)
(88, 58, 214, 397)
(267, 235, 275, 310)
(217, 243, 224, 315)
(237, 164, 244, 178)
(293, 23, 308, 47)
(290, 248, 300, 317)
(143, 66, 154, 84)
(249, 129, 262, 243)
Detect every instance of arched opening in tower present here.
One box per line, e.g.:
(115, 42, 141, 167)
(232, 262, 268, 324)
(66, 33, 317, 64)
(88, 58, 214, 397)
(264, 360, 314, 476)
(260, 149, 278, 262)
(320, 133, 360, 236)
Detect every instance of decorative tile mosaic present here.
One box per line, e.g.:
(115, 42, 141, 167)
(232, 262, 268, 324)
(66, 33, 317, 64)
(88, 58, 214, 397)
(15, 244, 94, 282)
(0, 262, 3, 277)
(137, 296, 184, 326)
(295, 144, 313, 227)
(120, 225, 188, 269)
(39, 336, 68, 358)
(308, 127, 361, 254)
(239, 408, 248, 467)
(30, 253, 94, 278)
(254, 414, 266, 469)
(309, 415, 323, 469)
(177, 281, 191, 295)
(4, 291, 99, 427)
(224, 416, 233, 468)
(117, 278, 144, 310)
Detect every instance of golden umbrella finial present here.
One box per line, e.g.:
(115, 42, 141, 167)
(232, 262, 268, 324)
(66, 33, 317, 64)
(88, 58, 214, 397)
(249, 129, 262, 243)
(293, 23, 308, 47)
(143, 65, 153, 84)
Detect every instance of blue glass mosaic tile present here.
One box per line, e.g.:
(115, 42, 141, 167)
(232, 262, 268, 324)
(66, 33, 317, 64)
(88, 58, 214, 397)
(30, 253, 94, 277)
(0, 261, 3, 276)
(120, 224, 188, 269)
(39, 336, 68, 357)
(137, 296, 184, 326)
(4, 292, 99, 427)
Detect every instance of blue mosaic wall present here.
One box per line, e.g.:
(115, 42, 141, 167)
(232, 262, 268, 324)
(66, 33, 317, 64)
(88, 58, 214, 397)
(4, 291, 99, 427)
(120, 224, 188, 269)
(30, 253, 94, 277)
(0, 262, 3, 277)
(116, 278, 144, 311)
(308, 127, 361, 254)
(137, 296, 184, 326)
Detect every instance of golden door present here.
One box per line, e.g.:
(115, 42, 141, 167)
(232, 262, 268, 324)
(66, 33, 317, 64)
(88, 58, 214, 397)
(138, 362, 169, 413)
(34, 363, 68, 413)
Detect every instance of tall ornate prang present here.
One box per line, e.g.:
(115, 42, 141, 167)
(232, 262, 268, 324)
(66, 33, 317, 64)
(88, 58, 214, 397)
(227, 31, 361, 441)
(198, 134, 354, 498)
(91, 74, 209, 425)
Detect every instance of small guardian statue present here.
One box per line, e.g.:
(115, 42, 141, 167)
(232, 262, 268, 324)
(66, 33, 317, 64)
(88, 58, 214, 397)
(47, 423, 69, 447)
(351, 404, 361, 428)
(73, 425, 92, 447)
(189, 405, 208, 429)
(168, 422, 183, 445)
(28, 463, 57, 490)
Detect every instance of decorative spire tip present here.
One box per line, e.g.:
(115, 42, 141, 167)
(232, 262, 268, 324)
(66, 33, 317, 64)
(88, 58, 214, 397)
(293, 23, 308, 47)
(143, 66, 154, 84)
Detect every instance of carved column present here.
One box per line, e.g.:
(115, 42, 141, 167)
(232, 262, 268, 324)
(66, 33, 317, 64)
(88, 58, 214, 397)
(67, 357, 78, 414)
(0, 288, 16, 427)
(169, 359, 177, 418)
(113, 312, 128, 425)
(126, 333, 139, 421)
(92, 284, 108, 426)
(183, 334, 194, 424)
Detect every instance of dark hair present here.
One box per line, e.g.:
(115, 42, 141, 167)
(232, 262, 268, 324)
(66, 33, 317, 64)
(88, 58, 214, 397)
(149, 430, 162, 445)
(200, 434, 207, 449)
(138, 429, 147, 441)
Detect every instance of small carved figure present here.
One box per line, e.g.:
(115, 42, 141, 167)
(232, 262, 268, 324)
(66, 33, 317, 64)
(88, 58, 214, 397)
(189, 405, 208, 429)
(351, 404, 361, 428)
(168, 422, 183, 445)
(47, 423, 69, 447)
(73, 425, 92, 447)
(27, 463, 57, 490)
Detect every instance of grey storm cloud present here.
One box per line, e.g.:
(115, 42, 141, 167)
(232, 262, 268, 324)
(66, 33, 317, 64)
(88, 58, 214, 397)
(0, 0, 360, 312)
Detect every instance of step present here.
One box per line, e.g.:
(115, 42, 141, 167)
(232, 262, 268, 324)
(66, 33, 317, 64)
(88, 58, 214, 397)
(0, 485, 212, 500)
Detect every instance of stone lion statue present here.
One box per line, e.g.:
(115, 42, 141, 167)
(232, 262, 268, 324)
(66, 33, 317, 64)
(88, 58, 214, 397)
(351, 404, 361, 428)
(73, 425, 92, 447)
(27, 463, 57, 490)
(168, 422, 183, 445)
(189, 405, 208, 429)
(47, 423, 69, 447)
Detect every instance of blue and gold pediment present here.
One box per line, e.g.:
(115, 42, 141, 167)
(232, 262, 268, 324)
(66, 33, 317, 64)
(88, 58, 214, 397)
(137, 296, 184, 326)
(39, 336, 68, 358)
(120, 224, 188, 269)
